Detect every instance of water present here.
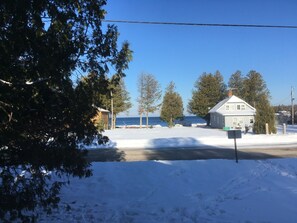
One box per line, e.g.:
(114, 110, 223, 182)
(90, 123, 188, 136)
(116, 116, 206, 127)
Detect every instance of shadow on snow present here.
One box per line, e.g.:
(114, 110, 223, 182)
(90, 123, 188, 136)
(85, 136, 283, 162)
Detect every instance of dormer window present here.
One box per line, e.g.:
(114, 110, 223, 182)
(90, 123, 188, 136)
(226, 105, 230, 110)
(237, 105, 241, 110)
(241, 105, 245, 110)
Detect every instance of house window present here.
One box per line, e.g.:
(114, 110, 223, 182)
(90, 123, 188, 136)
(226, 105, 230, 110)
(237, 105, 241, 110)
(241, 105, 245, 110)
(250, 119, 254, 124)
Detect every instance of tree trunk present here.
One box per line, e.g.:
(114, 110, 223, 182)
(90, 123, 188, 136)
(140, 113, 142, 128)
(113, 115, 116, 129)
(146, 112, 149, 128)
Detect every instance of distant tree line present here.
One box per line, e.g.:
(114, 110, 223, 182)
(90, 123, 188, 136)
(135, 70, 276, 133)
(273, 105, 297, 124)
(273, 104, 297, 113)
(187, 70, 276, 134)
(136, 73, 184, 128)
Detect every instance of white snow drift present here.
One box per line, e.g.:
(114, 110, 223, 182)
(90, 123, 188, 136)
(37, 125, 297, 222)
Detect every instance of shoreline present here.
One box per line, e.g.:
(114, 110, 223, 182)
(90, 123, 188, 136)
(115, 123, 208, 129)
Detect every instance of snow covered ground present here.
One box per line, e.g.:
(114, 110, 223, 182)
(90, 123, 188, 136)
(36, 125, 297, 222)
(83, 125, 297, 150)
(40, 159, 297, 223)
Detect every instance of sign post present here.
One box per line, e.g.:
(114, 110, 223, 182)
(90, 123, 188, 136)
(227, 130, 242, 163)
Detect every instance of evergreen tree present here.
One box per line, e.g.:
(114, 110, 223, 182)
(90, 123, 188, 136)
(242, 71, 276, 134)
(228, 70, 244, 98)
(137, 73, 162, 128)
(76, 72, 110, 109)
(253, 96, 276, 134)
(160, 82, 184, 127)
(109, 77, 132, 128)
(188, 72, 226, 123)
(214, 70, 227, 100)
(242, 70, 270, 107)
(0, 0, 132, 221)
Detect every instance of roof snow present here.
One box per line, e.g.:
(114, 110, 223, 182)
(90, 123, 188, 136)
(209, 95, 256, 115)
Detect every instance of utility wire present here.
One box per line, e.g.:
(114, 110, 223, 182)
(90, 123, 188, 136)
(103, 19, 297, 29)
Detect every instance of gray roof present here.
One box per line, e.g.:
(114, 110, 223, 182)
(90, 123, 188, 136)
(209, 95, 256, 116)
(209, 97, 230, 113)
(98, 108, 110, 113)
(92, 104, 110, 113)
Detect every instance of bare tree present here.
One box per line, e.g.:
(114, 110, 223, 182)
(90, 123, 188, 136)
(137, 74, 145, 128)
(137, 73, 162, 128)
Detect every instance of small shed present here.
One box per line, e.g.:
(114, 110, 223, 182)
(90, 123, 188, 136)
(92, 107, 110, 130)
(209, 95, 256, 130)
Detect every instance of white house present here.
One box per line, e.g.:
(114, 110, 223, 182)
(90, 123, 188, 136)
(209, 95, 256, 130)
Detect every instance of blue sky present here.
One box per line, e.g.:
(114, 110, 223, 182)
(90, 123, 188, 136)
(103, 0, 297, 116)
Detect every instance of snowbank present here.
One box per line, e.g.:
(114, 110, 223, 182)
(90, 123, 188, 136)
(39, 159, 297, 223)
(36, 125, 297, 222)
(81, 125, 297, 150)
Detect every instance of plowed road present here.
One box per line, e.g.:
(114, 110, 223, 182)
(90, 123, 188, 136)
(86, 147, 297, 162)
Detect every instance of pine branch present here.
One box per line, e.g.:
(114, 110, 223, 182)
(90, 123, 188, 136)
(0, 78, 50, 87)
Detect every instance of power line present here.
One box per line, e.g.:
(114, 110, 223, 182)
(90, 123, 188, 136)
(103, 19, 297, 29)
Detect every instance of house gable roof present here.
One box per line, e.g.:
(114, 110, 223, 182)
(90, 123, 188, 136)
(209, 95, 256, 116)
(98, 108, 109, 113)
(92, 105, 110, 113)
(209, 97, 230, 113)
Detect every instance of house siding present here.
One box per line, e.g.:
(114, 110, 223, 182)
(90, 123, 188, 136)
(210, 113, 224, 128)
(209, 95, 256, 130)
(225, 115, 254, 129)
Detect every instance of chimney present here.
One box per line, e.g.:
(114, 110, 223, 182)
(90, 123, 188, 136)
(228, 89, 233, 97)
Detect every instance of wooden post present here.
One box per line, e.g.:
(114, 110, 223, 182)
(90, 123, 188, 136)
(265, 123, 269, 135)
(292, 86, 295, 126)
(227, 130, 241, 163)
(111, 91, 114, 129)
(234, 132, 238, 163)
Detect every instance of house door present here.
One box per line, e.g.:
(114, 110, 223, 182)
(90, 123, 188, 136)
(233, 118, 243, 129)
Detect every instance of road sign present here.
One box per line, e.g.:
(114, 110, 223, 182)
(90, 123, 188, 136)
(227, 130, 242, 163)
(227, 130, 242, 139)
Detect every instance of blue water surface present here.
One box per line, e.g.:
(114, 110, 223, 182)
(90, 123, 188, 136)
(116, 116, 206, 127)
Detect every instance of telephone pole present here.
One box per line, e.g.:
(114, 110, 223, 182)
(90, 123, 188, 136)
(110, 90, 114, 129)
(292, 86, 295, 125)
